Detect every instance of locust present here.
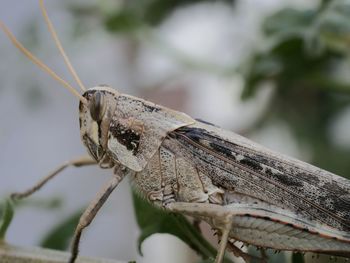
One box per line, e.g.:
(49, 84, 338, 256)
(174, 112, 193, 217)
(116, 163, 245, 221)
(1, 1, 350, 263)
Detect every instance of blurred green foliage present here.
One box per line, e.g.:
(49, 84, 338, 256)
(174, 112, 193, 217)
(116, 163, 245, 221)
(68, 0, 235, 34)
(242, 0, 350, 178)
(104, 0, 235, 33)
(292, 253, 305, 263)
(14, 196, 63, 210)
(40, 209, 83, 250)
(0, 197, 62, 242)
(0, 199, 14, 241)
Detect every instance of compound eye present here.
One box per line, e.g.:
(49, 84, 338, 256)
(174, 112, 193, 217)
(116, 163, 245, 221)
(89, 91, 106, 122)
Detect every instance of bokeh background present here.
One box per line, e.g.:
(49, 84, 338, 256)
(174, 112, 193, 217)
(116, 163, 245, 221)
(1, 0, 350, 262)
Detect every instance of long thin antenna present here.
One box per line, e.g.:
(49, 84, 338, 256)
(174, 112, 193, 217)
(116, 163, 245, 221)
(0, 21, 87, 104)
(39, 0, 86, 92)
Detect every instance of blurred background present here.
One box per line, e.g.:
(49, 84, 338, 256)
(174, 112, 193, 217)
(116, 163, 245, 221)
(1, 0, 350, 262)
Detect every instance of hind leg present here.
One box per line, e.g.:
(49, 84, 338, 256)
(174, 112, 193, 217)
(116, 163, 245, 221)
(166, 202, 236, 263)
(165, 202, 269, 263)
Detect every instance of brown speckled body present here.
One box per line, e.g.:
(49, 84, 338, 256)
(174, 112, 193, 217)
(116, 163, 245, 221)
(79, 86, 350, 260)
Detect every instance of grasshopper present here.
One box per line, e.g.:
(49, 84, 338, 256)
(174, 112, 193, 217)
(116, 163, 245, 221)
(1, 1, 350, 262)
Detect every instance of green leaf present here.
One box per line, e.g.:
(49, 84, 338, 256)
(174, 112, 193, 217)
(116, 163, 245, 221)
(292, 252, 305, 263)
(245, 246, 289, 263)
(263, 8, 315, 38)
(318, 0, 350, 52)
(104, 0, 236, 33)
(132, 191, 233, 263)
(240, 53, 281, 99)
(15, 197, 63, 210)
(142, 0, 234, 26)
(40, 209, 84, 250)
(0, 198, 14, 240)
(105, 11, 143, 33)
(198, 259, 215, 263)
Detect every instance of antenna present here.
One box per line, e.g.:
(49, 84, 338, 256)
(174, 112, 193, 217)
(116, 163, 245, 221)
(0, 21, 87, 104)
(39, 0, 86, 92)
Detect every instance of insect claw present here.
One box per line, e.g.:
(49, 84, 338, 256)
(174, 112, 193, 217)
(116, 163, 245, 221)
(227, 241, 265, 263)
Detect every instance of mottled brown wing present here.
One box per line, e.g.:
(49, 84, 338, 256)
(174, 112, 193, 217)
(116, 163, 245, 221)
(168, 122, 350, 235)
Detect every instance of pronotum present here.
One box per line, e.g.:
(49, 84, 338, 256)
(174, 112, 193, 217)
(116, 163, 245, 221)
(1, 1, 350, 263)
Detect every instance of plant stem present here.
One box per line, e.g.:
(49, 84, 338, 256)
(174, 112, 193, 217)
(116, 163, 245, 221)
(0, 243, 125, 263)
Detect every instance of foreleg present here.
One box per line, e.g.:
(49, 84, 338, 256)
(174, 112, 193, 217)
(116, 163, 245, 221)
(11, 155, 96, 200)
(68, 166, 127, 263)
